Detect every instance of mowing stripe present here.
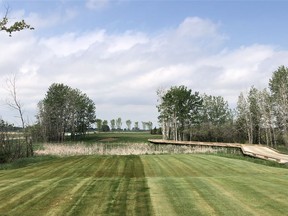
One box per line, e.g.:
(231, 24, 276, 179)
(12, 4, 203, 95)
(0, 155, 154, 216)
(1, 154, 288, 215)
(141, 154, 288, 216)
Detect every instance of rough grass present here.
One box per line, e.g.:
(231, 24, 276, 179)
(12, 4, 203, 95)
(35, 142, 235, 156)
(0, 154, 288, 215)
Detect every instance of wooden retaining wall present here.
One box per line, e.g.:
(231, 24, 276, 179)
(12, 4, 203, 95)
(148, 139, 288, 164)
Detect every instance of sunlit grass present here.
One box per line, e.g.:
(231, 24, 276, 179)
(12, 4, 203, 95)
(0, 154, 288, 215)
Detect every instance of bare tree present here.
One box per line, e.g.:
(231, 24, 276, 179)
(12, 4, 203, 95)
(5, 74, 33, 156)
(6, 74, 25, 129)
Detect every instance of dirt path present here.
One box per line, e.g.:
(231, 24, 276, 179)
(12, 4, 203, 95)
(149, 139, 288, 164)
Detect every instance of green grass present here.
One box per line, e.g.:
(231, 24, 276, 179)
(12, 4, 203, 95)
(66, 131, 162, 144)
(0, 154, 288, 215)
(0, 155, 60, 170)
(0, 155, 153, 215)
(143, 154, 288, 215)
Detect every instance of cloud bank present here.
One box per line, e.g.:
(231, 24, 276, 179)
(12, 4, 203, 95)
(1, 15, 288, 127)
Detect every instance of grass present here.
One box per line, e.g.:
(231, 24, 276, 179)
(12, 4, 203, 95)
(0, 155, 153, 215)
(66, 131, 162, 144)
(143, 154, 288, 216)
(0, 154, 288, 215)
(0, 155, 57, 170)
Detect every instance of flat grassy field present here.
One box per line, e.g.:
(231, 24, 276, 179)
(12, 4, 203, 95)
(0, 154, 288, 215)
(67, 132, 162, 144)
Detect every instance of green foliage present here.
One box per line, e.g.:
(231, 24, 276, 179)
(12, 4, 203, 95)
(194, 94, 234, 142)
(96, 119, 102, 131)
(0, 119, 30, 163)
(158, 85, 203, 141)
(0, 15, 33, 36)
(202, 94, 232, 125)
(126, 119, 132, 130)
(116, 117, 122, 130)
(158, 86, 234, 142)
(110, 119, 116, 130)
(269, 65, 288, 144)
(150, 127, 162, 135)
(37, 83, 96, 142)
(101, 124, 110, 132)
(269, 65, 288, 98)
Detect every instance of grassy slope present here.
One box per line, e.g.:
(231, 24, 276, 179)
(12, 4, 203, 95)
(0, 154, 288, 215)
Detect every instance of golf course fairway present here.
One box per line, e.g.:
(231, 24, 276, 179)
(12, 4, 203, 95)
(0, 154, 288, 215)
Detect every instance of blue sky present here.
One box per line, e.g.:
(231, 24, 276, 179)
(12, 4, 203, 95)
(1, 0, 288, 127)
(9, 0, 288, 47)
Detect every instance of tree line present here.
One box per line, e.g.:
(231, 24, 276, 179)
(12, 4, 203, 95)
(96, 118, 153, 132)
(157, 66, 288, 147)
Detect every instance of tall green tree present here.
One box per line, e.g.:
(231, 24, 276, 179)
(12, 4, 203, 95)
(202, 94, 231, 125)
(201, 94, 233, 142)
(96, 119, 102, 131)
(102, 120, 110, 132)
(110, 119, 116, 131)
(258, 88, 276, 146)
(134, 121, 139, 130)
(126, 120, 132, 130)
(37, 83, 96, 142)
(116, 117, 122, 130)
(248, 86, 262, 144)
(236, 92, 253, 143)
(269, 65, 288, 145)
(157, 85, 203, 141)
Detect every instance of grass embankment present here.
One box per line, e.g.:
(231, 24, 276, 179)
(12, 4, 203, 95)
(1, 154, 288, 215)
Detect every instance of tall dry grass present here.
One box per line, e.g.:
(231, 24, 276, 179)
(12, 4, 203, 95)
(35, 142, 238, 157)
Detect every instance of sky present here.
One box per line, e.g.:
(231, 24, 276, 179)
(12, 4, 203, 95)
(1, 0, 288, 128)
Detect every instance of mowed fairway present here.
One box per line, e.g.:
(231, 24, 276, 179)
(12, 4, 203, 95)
(0, 155, 288, 215)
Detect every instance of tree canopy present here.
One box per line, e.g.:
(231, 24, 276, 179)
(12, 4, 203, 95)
(37, 83, 96, 142)
(157, 85, 203, 141)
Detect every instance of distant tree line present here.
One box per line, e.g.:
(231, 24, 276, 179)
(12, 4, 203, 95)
(95, 117, 154, 132)
(157, 66, 288, 147)
(157, 86, 233, 142)
(236, 66, 288, 147)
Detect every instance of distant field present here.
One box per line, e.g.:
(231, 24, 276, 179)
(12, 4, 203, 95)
(0, 154, 288, 215)
(67, 131, 162, 144)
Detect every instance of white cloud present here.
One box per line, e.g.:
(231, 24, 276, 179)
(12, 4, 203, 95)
(1, 16, 288, 126)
